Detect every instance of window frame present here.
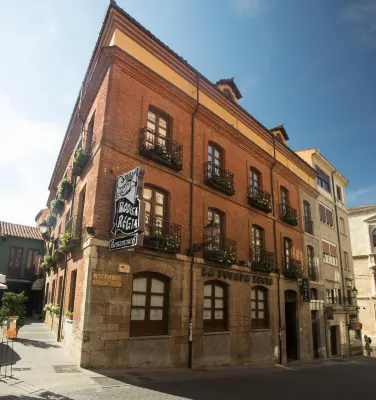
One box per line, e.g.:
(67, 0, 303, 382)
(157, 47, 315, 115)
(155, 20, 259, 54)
(343, 251, 350, 270)
(8, 246, 23, 277)
(319, 203, 334, 227)
(208, 142, 224, 168)
(316, 167, 331, 193)
(130, 272, 170, 337)
(280, 186, 289, 206)
(310, 288, 318, 301)
(68, 269, 77, 314)
(208, 207, 225, 239)
(203, 280, 228, 332)
(252, 225, 265, 250)
(144, 185, 169, 234)
(336, 185, 342, 202)
(251, 286, 269, 329)
(250, 168, 262, 190)
(147, 107, 171, 139)
(372, 229, 376, 248)
(303, 201, 311, 220)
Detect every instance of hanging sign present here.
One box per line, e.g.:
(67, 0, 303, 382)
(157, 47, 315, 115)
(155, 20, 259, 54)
(110, 167, 145, 251)
(301, 278, 311, 302)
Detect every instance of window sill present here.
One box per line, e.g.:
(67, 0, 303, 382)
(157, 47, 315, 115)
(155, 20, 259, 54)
(129, 335, 171, 340)
(203, 331, 230, 336)
(251, 328, 271, 332)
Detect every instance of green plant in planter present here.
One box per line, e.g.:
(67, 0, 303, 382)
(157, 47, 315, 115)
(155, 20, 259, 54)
(0, 292, 28, 329)
(44, 303, 52, 313)
(45, 214, 56, 227)
(149, 234, 179, 252)
(61, 229, 81, 252)
(42, 231, 51, 241)
(170, 152, 182, 170)
(58, 178, 73, 199)
(211, 173, 232, 192)
(73, 147, 88, 165)
(52, 249, 63, 262)
(51, 198, 65, 215)
(216, 246, 236, 264)
(66, 310, 73, 319)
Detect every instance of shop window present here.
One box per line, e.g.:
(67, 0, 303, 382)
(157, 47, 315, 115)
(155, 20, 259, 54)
(203, 281, 228, 332)
(8, 246, 23, 277)
(130, 273, 170, 336)
(251, 286, 269, 329)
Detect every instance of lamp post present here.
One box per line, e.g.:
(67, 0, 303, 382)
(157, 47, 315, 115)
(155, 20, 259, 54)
(188, 220, 220, 255)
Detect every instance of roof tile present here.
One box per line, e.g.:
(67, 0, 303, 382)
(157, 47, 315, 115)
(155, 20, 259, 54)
(0, 221, 43, 241)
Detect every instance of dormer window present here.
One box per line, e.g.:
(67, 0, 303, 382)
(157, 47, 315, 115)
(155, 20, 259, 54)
(215, 78, 242, 103)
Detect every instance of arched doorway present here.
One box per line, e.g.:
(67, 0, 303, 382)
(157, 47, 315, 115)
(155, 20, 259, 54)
(285, 290, 299, 361)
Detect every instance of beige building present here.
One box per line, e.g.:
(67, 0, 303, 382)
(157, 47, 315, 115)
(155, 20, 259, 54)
(296, 149, 359, 357)
(349, 205, 376, 343)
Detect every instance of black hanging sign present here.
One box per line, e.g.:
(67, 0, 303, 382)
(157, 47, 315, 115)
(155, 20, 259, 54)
(301, 277, 311, 302)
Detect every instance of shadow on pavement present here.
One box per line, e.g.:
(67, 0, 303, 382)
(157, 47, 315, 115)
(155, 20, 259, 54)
(1, 391, 75, 400)
(15, 338, 61, 349)
(0, 342, 21, 364)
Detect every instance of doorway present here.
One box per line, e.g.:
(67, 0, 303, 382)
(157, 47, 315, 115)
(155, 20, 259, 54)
(330, 326, 338, 356)
(311, 311, 319, 358)
(285, 290, 298, 361)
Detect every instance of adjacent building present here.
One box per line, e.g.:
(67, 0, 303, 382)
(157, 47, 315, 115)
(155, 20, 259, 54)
(40, 3, 334, 368)
(0, 221, 45, 315)
(296, 149, 359, 357)
(349, 204, 376, 343)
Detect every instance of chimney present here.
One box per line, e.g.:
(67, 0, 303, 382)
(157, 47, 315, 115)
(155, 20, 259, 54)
(270, 124, 289, 144)
(215, 78, 242, 103)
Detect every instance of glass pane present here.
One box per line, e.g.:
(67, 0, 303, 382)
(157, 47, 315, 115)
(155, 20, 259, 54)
(145, 202, 151, 213)
(203, 309, 211, 320)
(159, 117, 167, 128)
(251, 290, 256, 300)
(214, 149, 220, 159)
(151, 279, 164, 293)
(148, 111, 156, 122)
(258, 290, 265, 300)
(204, 298, 211, 308)
(215, 299, 223, 309)
(144, 189, 152, 201)
(147, 121, 156, 132)
(214, 214, 220, 224)
(131, 308, 145, 321)
(251, 300, 256, 309)
(251, 311, 256, 318)
(214, 310, 223, 320)
(132, 294, 146, 306)
(133, 277, 147, 292)
(156, 192, 164, 205)
(258, 311, 265, 319)
(215, 285, 224, 297)
(258, 301, 264, 310)
(150, 295, 163, 307)
(150, 309, 163, 320)
(155, 205, 164, 217)
(204, 284, 212, 297)
(159, 127, 167, 137)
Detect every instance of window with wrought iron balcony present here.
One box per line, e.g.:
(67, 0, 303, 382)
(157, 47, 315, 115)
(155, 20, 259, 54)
(249, 247, 275, 273)
(279, 187, 298, 226)
(283, 237, 302, 279)
(303, 201, 314, 234)
(248, 169, 272, 213)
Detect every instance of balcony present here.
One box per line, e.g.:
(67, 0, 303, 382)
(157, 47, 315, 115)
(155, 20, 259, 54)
(304, 217, 314, 235)
(248, 186, 272, 213)
(204, 162, 235, 196)
(203, 235, 236, 265)
(250, 247, 275, 273)
(72, 147, 90, 176)
(283, 257, 303, 279)
(139, 127, 183, 171)
(308, 265, 319, 281)
(143, 216, 181, 253)
(280, 204, 298, 226)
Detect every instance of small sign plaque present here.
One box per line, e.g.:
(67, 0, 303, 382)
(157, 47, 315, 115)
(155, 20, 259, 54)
(92, 273, 123, 288)
(301, 278, 311, 302)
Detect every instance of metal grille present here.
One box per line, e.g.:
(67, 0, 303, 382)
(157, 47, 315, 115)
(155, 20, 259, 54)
(248, 186, 272, 213)
(204, 161, 235, 195)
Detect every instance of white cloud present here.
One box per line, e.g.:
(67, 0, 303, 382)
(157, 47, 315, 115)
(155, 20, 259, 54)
(347, 185, 376, 208)
(340, 0, 376, 46)
(0, 93, 63, 226)
(229, 0, 276, 18)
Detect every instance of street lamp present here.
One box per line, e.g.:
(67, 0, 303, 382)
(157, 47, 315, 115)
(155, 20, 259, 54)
(351, 287, 358, 298)
(187, 220, 220, 255)
(39, 222, 49, 235)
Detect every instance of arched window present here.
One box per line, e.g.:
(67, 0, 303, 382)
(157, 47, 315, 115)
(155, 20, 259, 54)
(144, 185, 168, 235)
(303, 201, 313, 234)
(310, 288, 318, 301)
(147, 107, 171, 147)
(373, 229, 376, 247)
(280, 186, 289, 207)
(251, 286, 269, 329)
(208, 142, 223, 168)
(252, 225, 265, 262)
(307, 246, 317, 281)
(203, 281, 228, 332)
(284, 237, 293, 269)
(250, 168, 262, 194)
(130, 273, 170, 336)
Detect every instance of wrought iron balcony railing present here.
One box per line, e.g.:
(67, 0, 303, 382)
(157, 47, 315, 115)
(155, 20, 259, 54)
(283, 257, 303, 279)
(203, 235, 236, 264)
(72, 147, 90, 177)
(248, 186, 272, 213)
(139, 127, 183, 171)
(204, 162, 235, 196)
(304, 217, 314, 235)
(280, 203, 298, 226)
(143, 216, 181, 253)
(249, 247, 275, 273)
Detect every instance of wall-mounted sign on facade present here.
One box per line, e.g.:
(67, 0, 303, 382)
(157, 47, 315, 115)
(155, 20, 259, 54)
(92, 272, 123, 288)
(110, 167, 145, 251)
(301, 278, 311, 302)
(202, 266, 273, 285)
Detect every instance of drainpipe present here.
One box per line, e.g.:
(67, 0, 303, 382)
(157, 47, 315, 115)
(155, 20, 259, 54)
(270, 134, 282, 364)
(331, 171, 351, 359)
(188, 74, 200, 369)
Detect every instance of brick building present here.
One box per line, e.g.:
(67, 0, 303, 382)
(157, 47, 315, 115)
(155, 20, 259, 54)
(42, 2, 321, 367)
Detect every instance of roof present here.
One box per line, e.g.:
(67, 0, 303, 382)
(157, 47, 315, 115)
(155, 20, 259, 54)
(0, 221, 43, 241)
(270, 124, 289, 141)
(349, 204, 376, 213)
(215, 78, 242, 100)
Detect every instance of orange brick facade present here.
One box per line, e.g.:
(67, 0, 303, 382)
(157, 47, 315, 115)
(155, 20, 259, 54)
(42, 4, 320, 368)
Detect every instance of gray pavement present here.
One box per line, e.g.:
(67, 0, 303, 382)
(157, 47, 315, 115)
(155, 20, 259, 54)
(2, 321, 376, 399)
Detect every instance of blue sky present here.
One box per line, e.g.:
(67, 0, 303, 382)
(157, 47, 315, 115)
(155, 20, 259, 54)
(0, 0, 375, 226)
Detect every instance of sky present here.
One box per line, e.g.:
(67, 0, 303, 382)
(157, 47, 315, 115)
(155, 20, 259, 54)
(0, 0, 375, 226)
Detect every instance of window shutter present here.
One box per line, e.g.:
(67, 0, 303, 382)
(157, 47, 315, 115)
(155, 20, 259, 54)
(322, 241, 330, 254)
(330, 244, 337, 257)
(319, 204, 326, 222)
(327, 209, 334, 226)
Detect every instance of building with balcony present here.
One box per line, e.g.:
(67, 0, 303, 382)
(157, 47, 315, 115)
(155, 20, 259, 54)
(297, 149, 359, 357)
(0, 221, 45, 316)
(348, 204, 376, 344)
(41, 2, 322, 368)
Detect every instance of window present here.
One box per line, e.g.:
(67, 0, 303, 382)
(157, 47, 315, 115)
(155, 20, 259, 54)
(280, 187, 289, 206)
(8, 246, 23, 277)
(316, 167, 331, 193)
(251, 286, 269, 329)
(147, 108, 170, 147)
(346, 281, 353, 305)
(51, 280, 56, 304)
(323, 241, 337, 266)
(208, 208, 223, 236)
(310, 288, 318, 300)
(203, 281, 227, 332)
(343, 251, 350, 270)
(68, 270, 77, 313)
(250, 168, 261, 191)
(326, 289, 341, 304)
(25, 249, 39, 276)
(208, 143, 223, 167)
(336, 185, 342, 202)
(144, 186, 167, 235)
(303, 201, 313, 234)
(77, 186, 86, 231)
(130, 273, 170, 336)
(86, 112, 95, 151)
(319, 203, 334, 226)
(372, 229, 376, 247)
(307, 246, 316, 280)
(252, 225, 264, 250)
(284, 237, 293, 267)
(339, 217, 346, 235)
(303, 201, 311, 220)
(57, 276, 63, 306)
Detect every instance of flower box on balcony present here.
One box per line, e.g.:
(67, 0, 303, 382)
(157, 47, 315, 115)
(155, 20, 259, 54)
(139, 128, 183, 171)
(72, 148, 89, 176)
(280, 204, 298, 226)
(250, 248, 275, 273)
(204, 162, 235, 196)
(283, 258, 303, 279)
(248, 188, 272, 213)
(58, 178, 73, 201)
(51, 199, 65, 215)
(204, 236, 236, 265)
(45, 214, 56, 227)
(143, 217, 182, 253)
(143, 234, 180, 253)
(61, 229, 81, 253)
